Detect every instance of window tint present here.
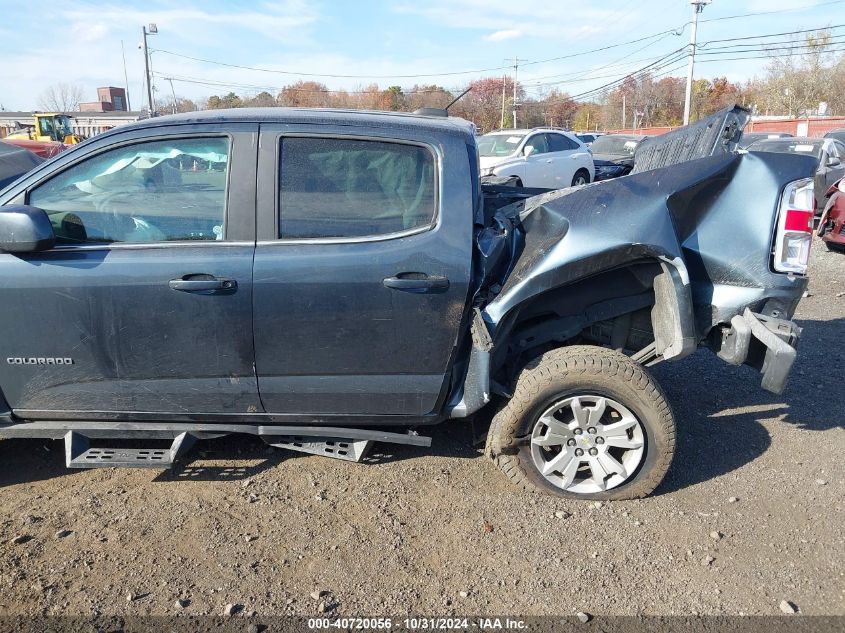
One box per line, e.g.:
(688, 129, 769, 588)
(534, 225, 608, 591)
(279, 137, 436, 239)
(549, 133, 576, 152)
(29, 137, 229, 245)
(524, 134, 549, 155)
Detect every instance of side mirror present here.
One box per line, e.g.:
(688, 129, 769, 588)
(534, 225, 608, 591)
(0, 205, 55, 253)
(523, 145, 535, 157)
(828, 156, 841, 167)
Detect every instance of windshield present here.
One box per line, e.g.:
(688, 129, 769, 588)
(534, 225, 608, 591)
(751, 139, 823, 156)
(477, 133, 525, 157)
(55, 116, 74, 138)
(591, 136, 639, 156)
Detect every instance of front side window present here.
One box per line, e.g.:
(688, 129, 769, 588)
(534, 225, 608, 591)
(525, 134, 549, 155)
(29, 137, 229, 245)
(279, 137, 436, 239)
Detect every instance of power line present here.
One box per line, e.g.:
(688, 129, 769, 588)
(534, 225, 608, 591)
(698, 0, 845, 24)
(701, 22, 845, 45)
(154, 72, 461, 96)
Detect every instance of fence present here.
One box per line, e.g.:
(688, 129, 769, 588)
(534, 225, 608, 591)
(602, 116, 845, 138)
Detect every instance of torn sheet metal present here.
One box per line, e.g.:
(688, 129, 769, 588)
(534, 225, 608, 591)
(479, 149, 818, 345)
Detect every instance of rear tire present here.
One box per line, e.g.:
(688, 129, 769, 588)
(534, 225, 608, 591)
(486, 346, 675, 500)
(571, 169, 590, 187)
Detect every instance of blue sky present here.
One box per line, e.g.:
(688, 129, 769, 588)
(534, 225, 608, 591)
(0, 0, 840, 110)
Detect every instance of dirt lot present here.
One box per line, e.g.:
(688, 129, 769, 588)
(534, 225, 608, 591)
(0, 237, 842, 621)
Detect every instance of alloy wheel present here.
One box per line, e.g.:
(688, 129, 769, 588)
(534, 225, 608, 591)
(530, 395, 645, 494)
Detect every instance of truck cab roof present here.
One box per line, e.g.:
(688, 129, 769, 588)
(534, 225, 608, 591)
(112, 107, 477, 139)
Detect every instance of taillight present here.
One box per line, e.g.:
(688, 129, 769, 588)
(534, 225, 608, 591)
(773, 178, 814, 275)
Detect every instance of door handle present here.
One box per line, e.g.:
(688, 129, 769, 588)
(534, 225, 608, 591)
(383, 273, 450, 293)
(169, 276, 237, 293)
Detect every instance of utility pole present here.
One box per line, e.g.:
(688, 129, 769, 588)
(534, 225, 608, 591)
(142, 23, 158, 117)
(622, 94, 626, 129)
(500, 74, 506, 129)
(512, 57, 521, 129)
(683, 1, 710, 126)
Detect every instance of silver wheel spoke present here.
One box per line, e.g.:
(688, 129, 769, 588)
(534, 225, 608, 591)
(586, 457, 609, 491)
(540, 415, 572, 438)
(531, 415, 571, 447)
(541, 448, 578, 476)
(559, 454, 580, 488)
(570, 397, 588, 428)
(532, 432, 568, 447)
(597, 451, 626, 478)
(601, 417, 638, 437)
(588, 397, 607, 426)
(604, 435, 643, 449)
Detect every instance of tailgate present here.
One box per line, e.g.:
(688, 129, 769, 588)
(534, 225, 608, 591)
(632, 105, 750, 174)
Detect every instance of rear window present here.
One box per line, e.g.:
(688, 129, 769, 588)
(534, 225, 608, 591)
(751, 140, 823, 156)
(278, 137, 436, 239)
(591, 136, 640, 155)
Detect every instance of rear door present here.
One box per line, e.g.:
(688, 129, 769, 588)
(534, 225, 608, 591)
(253, 124, 473, 417)
(548, 133, 586, 187)
(0, 123, 260, 418)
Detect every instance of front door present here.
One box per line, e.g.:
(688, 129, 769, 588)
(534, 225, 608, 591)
(253, 126, 473, 417)
(0, 125, 261, 418)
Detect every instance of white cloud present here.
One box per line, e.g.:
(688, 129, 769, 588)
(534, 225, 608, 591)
(485, 29, 522, 42)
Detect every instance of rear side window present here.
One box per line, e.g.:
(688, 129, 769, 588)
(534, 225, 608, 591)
(549, 134, 579, 151)
(279, 137, 436, 239)
(29, 137, 229, 245)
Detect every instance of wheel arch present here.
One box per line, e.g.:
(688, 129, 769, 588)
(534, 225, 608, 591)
(487, 257, 697, 373)
(448, 257, 697, 419)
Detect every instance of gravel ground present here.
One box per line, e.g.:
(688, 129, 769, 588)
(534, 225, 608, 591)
(0, 237, 842, 620)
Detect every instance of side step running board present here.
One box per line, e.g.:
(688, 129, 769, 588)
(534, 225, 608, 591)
(65, 431, 196, 469)
(36, 424, 433, 469)
(263, 436, 372, 462)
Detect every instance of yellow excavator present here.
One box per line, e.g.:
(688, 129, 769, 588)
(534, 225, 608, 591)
(5, 113, 85, 144)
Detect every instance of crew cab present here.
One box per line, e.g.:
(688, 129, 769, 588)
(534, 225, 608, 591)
(0, 106, 815, 500)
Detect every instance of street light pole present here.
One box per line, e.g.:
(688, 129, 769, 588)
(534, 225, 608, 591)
(683, 1, 709, 126)
(142, 24, 157, 117)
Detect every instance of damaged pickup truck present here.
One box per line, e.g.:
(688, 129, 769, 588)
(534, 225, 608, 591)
(0, 105, 816, 499)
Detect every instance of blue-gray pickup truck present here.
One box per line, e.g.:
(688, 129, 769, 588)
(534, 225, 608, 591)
(0, 105, 816, 500)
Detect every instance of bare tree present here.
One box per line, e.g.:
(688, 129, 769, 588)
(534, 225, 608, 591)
(38, 83, 85, 112)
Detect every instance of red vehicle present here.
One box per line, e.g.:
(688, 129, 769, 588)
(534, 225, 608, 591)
(0, 138, 66, 160)
(818, 178, 845, 251)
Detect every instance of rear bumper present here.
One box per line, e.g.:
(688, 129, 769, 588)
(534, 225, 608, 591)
(714, 308, 801, 394)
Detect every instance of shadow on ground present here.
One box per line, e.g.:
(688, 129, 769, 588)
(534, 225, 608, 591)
(0, 317, 841, 493)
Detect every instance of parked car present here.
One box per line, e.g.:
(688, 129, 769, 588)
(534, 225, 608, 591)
(477, 128, 594, 188)
(590, 134, 645, 181)
(576, 132, 602, 147)
(0, 140, 43, 189)
(0, 106, 814, 500)
(823, 128, 845, 145)
(817, 177, 845, 251)
(748, 137, 845, 213)
(738, 132, 792, 150)
(1, 138, 67, 160)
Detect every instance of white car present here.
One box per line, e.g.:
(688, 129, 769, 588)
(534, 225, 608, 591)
(478, 129, 595, 188)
